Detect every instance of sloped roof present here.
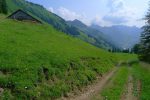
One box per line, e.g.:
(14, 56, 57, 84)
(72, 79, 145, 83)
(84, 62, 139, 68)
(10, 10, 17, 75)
(7, 9, 43, 23)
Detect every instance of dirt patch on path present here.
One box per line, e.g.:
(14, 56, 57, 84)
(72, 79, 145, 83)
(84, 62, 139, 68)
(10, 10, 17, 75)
(61, 68, 118, 100)
(0, 87, 4, 96)
(121, 75, 138, 100)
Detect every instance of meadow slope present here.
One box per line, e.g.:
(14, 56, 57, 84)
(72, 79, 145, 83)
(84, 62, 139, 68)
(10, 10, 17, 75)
(0, 17, 137, 99)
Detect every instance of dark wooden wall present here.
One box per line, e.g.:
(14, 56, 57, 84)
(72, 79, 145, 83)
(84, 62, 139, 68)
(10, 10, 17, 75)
(8, 11, 41, 23)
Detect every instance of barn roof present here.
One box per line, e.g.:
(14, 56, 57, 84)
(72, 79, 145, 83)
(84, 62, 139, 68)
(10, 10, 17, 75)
(7, 9, 43, 23)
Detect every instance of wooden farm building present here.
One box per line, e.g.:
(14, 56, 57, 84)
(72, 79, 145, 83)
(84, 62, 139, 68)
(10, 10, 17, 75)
(7, 9, 42, 23)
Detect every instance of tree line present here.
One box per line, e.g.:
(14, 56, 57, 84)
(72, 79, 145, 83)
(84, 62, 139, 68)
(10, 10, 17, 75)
(107, 2, 150, 63)
(0, 0, 8, 14)
(132, 3, 150, 63)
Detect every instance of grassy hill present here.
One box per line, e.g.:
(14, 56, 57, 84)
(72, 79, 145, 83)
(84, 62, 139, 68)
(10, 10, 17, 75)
(0, 13, 139, 100)
(5, 0, 113, 50)
(0, 15, 118, 99)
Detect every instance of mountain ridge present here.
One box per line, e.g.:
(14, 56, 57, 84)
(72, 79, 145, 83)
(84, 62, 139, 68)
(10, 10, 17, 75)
(91, 24, 142, 49)
(67, 19, 115, 49)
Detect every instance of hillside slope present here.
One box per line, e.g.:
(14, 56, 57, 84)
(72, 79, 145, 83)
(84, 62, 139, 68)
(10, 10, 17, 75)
(6, 0, 80, 36)
(6, 0, 112, 50)
(68, 20, 116, 49)
(0, 16, 117, 99)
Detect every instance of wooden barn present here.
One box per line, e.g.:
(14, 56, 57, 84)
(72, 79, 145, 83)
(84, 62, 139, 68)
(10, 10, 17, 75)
(7, 9, 42, 23)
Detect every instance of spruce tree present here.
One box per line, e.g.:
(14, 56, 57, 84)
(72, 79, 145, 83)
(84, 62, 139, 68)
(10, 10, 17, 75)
(0, 0, 2, 13)
(139, 3, 150, 62)
(1, 0, 8, 14)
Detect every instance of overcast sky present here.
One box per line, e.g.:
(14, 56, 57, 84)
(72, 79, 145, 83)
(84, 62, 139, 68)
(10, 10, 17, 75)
(27, 0, 149, 27)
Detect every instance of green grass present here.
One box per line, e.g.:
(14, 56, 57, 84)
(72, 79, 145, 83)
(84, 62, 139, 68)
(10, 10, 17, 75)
(115, 53, 138, 63)
(132, 63, 150, 100)
(0, 18, 117, 99)
(0, 14, 6, 20)
(101, 67, 129, 100)
(0, 16, 139, 99)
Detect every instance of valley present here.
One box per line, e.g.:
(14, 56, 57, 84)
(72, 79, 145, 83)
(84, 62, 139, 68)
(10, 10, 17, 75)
(0, 0, 150, 100)
(0, 13, 144, 100)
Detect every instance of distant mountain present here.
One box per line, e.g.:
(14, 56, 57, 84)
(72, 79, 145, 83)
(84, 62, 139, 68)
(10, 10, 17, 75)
(68, 20, 117, 49)
(6, 0, 113, 50)
(91, 24, 142, 49)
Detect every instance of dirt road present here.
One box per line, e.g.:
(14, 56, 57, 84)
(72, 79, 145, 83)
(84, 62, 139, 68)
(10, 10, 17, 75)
(61, 68, 117, 100)
(121, 75, 137, 100)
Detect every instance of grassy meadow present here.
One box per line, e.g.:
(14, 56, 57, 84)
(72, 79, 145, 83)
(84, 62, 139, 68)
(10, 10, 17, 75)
(0, 16, 141, 99)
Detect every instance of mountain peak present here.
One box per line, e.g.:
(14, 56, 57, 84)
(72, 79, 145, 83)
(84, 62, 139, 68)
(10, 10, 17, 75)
(73, 19, 86, 25)
(73, 19, 81, 22)
(68, 19, 87, 28)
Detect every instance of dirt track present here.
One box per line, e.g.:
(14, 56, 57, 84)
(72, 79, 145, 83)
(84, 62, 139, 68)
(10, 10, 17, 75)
(121, 75, 138, 100)
(61, 68, 117, 100)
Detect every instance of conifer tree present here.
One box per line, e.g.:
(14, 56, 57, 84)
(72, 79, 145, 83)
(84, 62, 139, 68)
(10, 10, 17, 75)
(1, 0, 8, 14)
(0, 0, 2, 13)
(139, 3, 150, 62)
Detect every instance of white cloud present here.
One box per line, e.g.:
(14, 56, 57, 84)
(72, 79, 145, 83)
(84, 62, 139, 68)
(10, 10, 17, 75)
(107, 0, 125, 12)
(91, 1, 145, 27)
(56, 7, 92, 25)
(48, 7, 54, 13)
(92, 15, 112, 26)
(99, 0, 141, 26)
(47, 1, 144, 27)
(56, 7, 84, 21)
(47, 7, 90, 25)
